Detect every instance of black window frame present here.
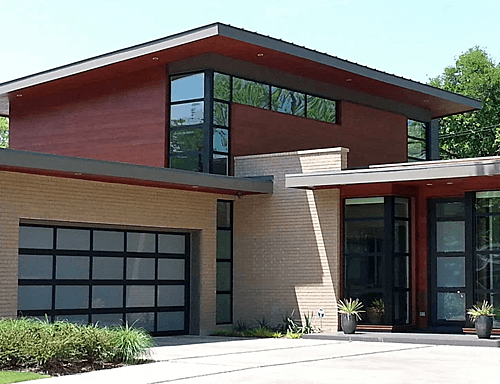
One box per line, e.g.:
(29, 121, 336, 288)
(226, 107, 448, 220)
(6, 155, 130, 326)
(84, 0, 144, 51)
(216, 200, 233, 325)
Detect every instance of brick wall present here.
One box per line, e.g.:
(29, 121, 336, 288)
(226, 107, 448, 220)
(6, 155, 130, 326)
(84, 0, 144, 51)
(0, 170, 229, 335)
(233, 148, 346, 332)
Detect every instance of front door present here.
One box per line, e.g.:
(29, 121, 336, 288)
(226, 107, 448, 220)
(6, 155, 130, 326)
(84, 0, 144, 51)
(429, 199, 472, 331)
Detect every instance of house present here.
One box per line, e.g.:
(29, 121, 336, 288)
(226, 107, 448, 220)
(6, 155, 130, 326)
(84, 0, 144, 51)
(0, 23, 496, 336)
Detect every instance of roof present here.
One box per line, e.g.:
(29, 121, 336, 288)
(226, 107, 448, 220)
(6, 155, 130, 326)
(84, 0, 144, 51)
(0, 148, 273, 195)
(285, 157, 500, 189)
(0, 23, 480, 119)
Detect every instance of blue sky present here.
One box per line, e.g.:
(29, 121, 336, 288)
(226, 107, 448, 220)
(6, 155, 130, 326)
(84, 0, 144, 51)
(0, 0, 499, 85)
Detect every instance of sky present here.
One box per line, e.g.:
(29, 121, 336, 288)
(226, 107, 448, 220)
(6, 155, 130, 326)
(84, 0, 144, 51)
(0, 0, 499, 85)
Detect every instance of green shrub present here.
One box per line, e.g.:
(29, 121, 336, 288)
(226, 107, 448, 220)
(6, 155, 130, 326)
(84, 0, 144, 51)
(110, 323, 154, 364)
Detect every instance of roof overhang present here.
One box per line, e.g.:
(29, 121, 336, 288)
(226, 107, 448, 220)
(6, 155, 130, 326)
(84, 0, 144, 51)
(0, 148, 273, 195)
(285, 157, 500, 189)
(0, 23, 480, 118)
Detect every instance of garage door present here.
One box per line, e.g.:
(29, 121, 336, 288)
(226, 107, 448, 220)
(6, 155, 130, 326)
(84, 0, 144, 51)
(17, 224, 190, 336)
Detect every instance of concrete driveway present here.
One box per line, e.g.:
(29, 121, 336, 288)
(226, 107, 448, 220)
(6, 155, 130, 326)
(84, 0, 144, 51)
(41, 336, 500, 384)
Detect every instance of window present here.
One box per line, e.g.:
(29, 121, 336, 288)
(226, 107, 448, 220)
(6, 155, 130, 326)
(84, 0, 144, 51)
(407, 119, 427, 161)
(216, 201, 233, 324)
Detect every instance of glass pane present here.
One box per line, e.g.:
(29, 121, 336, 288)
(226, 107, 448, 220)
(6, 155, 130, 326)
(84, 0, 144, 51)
(217, 201, 232, 228)
(127, 233, 155, 253)
(93, 231, 124, 252)
(393, 291, 410, 324)
(157, 311, 185, 331)
(214, 102, 229, 127)
(476, 216, 500, 251)
(436, 221, 465, 253)
(394, 220, 409, 254)
(394, 256, 409, 288)
(213, 128, 228, 153)
(170, 102, 204, 127)
(345, 255, 383, 288)
(271, 87, 305, 116)
(437, 292, 466, 321)
(232, 77, 270, 109)
(126, 258, 155, 280)
(170, 127, 204, 154)
(216, 293, 231, 324)
(217, 230, 232, 260)
(126, 286, 155, 307)
(344, 220, 384, 254)
(126, 312, 154, 331)
(169, 154, 203, 172)
(344, 200, 384, 219)
(171, 73, 204, 102)
(93, 257, 123, 279)
(214, 72, 230, 101)
(213, 154, 228, 175)
(18, 255, 53, 279)
(55, 315, 88, 324)
(92, 286, 123, 308)
(56, 256, 90, 279)
(92, 313, 123, 328)
(476, 191, 500, 213)
(408, 138, 426, 160)
(395, 197, 409, 218)
(436, 202, 464, 219)
(55, 286, 89, 309)
(217, 261, 231, 291)
(158, 234, 185, 254)
(18, 286, 52, 310)
(306, 95, 336, 123)
(407, 120, 426, 139)
(476, 254, 500, 290)
(158, 259, 185, 280)
(56, 229, 90, 250)
(157, 285, 185, 307)
(437, 257, 465, 287)
(19, 226, 53, 249)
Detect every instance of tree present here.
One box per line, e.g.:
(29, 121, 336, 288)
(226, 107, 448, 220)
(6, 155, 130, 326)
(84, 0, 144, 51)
(0, 117, 8, 148)
(429, 47, 500, 159)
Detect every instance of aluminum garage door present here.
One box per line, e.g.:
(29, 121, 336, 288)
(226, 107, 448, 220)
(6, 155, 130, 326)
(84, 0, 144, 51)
(17, 224, 190, 336)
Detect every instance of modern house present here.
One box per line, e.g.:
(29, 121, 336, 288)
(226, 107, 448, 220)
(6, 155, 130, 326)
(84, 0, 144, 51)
(0, 23, 497, 335)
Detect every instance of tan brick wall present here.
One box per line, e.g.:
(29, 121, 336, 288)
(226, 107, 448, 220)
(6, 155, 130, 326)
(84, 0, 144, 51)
(0, 171, 229, 335)
(233, 148, 346, 332)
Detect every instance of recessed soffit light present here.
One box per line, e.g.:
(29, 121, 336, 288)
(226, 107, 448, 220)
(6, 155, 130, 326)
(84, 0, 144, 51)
(152, 57, 159, 61)
(426, 183, 433, 186)
(346, 78, 352, 82)
(257, 53, 264, 57)
(16, 94, 23, 98)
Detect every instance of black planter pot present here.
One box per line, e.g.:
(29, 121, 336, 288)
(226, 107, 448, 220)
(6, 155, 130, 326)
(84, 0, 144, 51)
(475, 316, 493, 339)
(341, 313, 358, 334)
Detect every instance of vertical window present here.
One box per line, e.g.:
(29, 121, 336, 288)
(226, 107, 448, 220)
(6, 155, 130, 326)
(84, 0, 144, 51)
(407, 119, 427, 161)
(216, 201, 233, 324)
(213, 73, 231, 175)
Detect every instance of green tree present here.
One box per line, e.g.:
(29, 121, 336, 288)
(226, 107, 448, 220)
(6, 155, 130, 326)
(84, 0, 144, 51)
(429, 47, 500, 159)
(0, 117, 8, 148)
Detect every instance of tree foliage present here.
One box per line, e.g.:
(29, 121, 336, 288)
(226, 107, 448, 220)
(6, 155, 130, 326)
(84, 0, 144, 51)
(429, 47, 500, 159)
(0, 117, 8, 148)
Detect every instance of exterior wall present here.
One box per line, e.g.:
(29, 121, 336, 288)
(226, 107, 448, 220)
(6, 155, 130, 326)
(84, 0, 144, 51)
(9, 67, 167, 167)
(0, 170, 227, 335)
(233, 148, 347, 332)
(231, 101, 407, 168)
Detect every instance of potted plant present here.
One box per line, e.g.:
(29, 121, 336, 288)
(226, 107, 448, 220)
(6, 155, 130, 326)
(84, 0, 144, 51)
(366, 298, 384, 324)
(337, 298, 364, 334)
(467, 301, 496, 339)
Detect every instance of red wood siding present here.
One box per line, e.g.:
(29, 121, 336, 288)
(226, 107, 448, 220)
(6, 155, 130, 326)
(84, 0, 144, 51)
(231, 101, 407, 168)
(9, 67, 167, 167)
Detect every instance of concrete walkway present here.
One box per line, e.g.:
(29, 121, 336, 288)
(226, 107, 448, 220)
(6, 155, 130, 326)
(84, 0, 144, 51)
(40, 336, 500, 384)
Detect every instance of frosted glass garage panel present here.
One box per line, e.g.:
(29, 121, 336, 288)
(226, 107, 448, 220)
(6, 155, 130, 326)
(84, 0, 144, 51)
(92, 286, 123, 308)
(92, 313, 124, 328)
(56, 229, 90, 250)
(56, 256, 90, 279)
(127, 233, 155, 253)
(157, 285, 185, 307)
(158, 234, 185, 254)
(158, 259, 185, 280)
(93, 257, 123, 279)
(55, 286, 89, 309)
(127, 312, 154, 331)
(18, 255, 53, 279)
(18, 286, 52, 310)
(126, 258, 155, 280)
(126, 286, 155, 307)
(19, 227, 53, 249)
(55, 315, 88, 324)
(93, 231, 124, 251)
(157, 312, 184, 331)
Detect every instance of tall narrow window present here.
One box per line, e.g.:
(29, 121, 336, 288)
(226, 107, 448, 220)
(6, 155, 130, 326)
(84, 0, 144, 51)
(407, 119, 427, 161)
(216, 201, 233, 324)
